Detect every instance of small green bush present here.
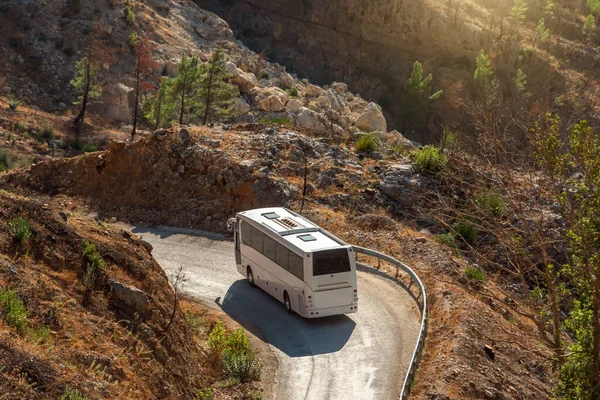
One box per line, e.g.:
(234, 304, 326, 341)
(16, 121, 29, 133)
(82, 240, 104, 291)
(257, 115, 292, 126)
(453, 221, 478, 245)
(81, 142, 98, 153)
(9, 217, 31, 242)
(30, 325, 52, 344)
(435, 233, 458, 249)
(209, 321, 260, 382)
(123, 5, 135, 25)
(197, 388, 214, 400)
(475, 189, 507, 217)
(127, 32, 139, 49)
(354, 133, 379, 153)
(289, 87, 299, 97)
(465, 266, 486, 282)
(0, 289, 28, 334)
(7, 94, 20, 110)
(261, 72, 270, 80)
(40, 120, 56, 139)
(60, 387, 87, 400)
(413, 145, 448, 173)
(0, 149, 10, 172)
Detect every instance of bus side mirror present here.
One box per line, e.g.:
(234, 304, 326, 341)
(226, 218, 236, 232)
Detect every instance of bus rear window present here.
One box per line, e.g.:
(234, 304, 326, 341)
(312, 249, 351, 276)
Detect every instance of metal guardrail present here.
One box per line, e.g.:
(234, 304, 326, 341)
(352, 245, 428, 400)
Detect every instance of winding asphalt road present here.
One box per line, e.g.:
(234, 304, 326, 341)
(130, 226, 420, 400)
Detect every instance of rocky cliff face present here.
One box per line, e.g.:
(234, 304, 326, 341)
(198, 0, 488, 139)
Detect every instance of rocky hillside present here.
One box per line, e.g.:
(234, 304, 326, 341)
(200, 0, 600, 141)
(0, 189, 269, 399)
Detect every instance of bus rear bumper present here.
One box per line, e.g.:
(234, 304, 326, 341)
(304, 304, 357, 318)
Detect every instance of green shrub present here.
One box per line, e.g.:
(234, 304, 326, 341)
(289, 87, 299, 97)
(413, 145, 448, 173)
(257, 115, 292, 126)
(209, 321, 260, 382)
(435, 233, 458, 249)
(475, 189, 507, 216)
(197, 388, 214, 400)
(127, 32, 139, 49)
(40, 120, 56, 139)
(0, 149, 10, 172)
(123, 5, 135, 25)
(261, 72, 270, 80)
(16, 121, 29, 133)
(453, 220, 478, 245)
(81, 142, 97, 153)
(82, 240, 104, 291)
(0, 289, 28, 334)
(7, 94, 20, 110)
(9, 217, 31, 242)
(354, 133, 379, 153)
(465, 266, 486, 282)
(12, 157, 32, 169)
(60, 387, 87, 400)
(30, 325, 52, 344)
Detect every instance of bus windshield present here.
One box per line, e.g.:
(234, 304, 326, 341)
(312, 249, 351, 276)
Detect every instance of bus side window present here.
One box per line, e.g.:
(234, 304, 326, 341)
(289, 253, 304, 280)
(251, 226, 264, 253)
(241, 221, 252, 246)
(276, 243, 290, 271)
(263, 236, 277, 262)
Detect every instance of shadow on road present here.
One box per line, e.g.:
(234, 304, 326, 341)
(131, 226, 232, 242)
(219, 280, 356, 358)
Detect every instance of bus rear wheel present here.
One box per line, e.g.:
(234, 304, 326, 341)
(247, 267, 257, 288)
(283, 292, 292, 314)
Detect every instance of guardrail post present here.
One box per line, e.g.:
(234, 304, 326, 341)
(377, 258, 380, 270)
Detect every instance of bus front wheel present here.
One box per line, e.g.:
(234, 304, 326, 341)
(283, 292, 292, 314)
(247, 267, 257, 288)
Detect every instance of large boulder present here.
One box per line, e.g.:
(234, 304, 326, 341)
(354, 102, 387, 133)
(259, 95, 286, 112)
(286, 99, 303, 113)
(225, 62, 258, 93)
(236, 97, 251, 114)
(280, 72, 294, 89)
(109, 279, 150, 317)
(380, 164, 422, 206)
(331, 81, 349, 93)
(387, 130, 416, 151)
(94, 83, 135, 124)
(295, 107, 328, 134)
(304, 84, 324, 97)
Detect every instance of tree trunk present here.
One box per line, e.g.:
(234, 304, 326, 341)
(154, 94, 162, 131)
(131, 58, 141, 142)
(179, 71, 187, 125)
(74, 58, 91, 127)
(592, 266, 600, 399)
(202, 63, 214, 125)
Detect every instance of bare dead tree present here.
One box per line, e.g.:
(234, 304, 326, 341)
(162, 265, 189, 333)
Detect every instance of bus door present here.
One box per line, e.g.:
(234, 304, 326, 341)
(234, 220, 241, 265)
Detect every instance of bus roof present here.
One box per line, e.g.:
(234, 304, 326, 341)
(236, 207, 349, 253)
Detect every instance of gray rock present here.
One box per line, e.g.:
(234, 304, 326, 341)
(354, 102, 387, 133)
(225, 62, 258, 93)
(295, 107, 328, 135)
(304, 84, 324, 97)
(236, 97, 251, 114)
(152, 129, 169, 141)
(259, 95, 286, 112)
(285, 99, 303, 113)
(109, 280, 149, 316)
(59, 211, 68, 222)
(280, 72, 294, 89)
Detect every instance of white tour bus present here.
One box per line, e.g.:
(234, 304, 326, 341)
(228, 207, 358, 318)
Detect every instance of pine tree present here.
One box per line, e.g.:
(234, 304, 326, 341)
(474, 49, 494, 86)
(584, 14, 596, 35)
(130, 37, 157, 142)
(514, 68, 529, 96)
(198, 48, 237, 125)
(534, 18, 551, 47)
(172, 54, 202, 125)
(508, 0, 528, 24)
(144, 77, 177, 130)
(399, 60, 443, 129)
(71, 57, 101, 127)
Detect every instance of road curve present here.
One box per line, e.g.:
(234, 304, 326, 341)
(130, 226, 420, 400)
